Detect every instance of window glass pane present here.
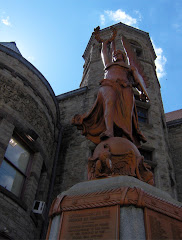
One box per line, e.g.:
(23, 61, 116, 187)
(4, 137, 30, 174)
(137, 108, 147, 118)
(0, 160, 24, 197)
(139, 149, 152, 161)
(138, 116, 147, 123)
(137, 107, 148, 123)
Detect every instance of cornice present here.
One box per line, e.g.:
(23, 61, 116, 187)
(49, 187, 182, 221)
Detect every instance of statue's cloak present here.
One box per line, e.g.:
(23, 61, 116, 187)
(74, 79, 146, 147)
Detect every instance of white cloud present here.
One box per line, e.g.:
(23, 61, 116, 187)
(134, 10, 142, 22)
(152, 39, 167, 79)
(27, 56, 35, 63)
(100, 14, 105, 25)
(172, 23, 181, 32)
(2, 16, 11, 26)
(100, 9, 139, 27)
(1, 175, 13, 190)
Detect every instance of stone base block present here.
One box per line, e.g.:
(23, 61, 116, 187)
(46, 176, 182, 240)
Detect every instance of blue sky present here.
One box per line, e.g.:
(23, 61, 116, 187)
(0, 0, 182, 113)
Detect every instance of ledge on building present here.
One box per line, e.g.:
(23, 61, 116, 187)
(0, 185, 27, 211)
(56, 86, 88, 101)
(165, 109, 182, 128)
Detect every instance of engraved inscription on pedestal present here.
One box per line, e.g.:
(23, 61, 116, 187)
(144, 208, 182, 240)
(59, 206, 119, 240)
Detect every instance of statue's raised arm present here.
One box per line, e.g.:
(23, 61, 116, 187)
(101, 40, 110, 68)
(94, 26, 117, 68)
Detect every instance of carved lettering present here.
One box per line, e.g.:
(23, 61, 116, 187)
(145, 208, 182, 240)
(59, 206, 119, 240)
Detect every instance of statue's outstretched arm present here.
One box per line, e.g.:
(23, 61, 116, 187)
(131, 66, 141, 87)
(131, 66, 150, 100)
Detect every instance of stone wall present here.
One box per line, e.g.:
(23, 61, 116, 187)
(167, 120, 182, 202)
(0, 46, 60, 239)
(54, 88, 94, 197)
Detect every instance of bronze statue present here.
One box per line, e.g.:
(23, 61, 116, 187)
(73, 26, 148, 147)
(72, 26, 154, 185)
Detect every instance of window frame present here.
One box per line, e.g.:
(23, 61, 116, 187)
(0, 133, 33, 199)
(139, 148, 153, 162)
(129, 40, 144, 59)
(135, 99, 150, 124)
(139, 147, 157, 169)
(137, 106, 148, 123)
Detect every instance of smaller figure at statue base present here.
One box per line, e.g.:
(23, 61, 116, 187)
(88, 137, 154, 186)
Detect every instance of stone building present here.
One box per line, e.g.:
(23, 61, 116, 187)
(0, 23, 181, 239)
(0, 42, 61, 239)
(166, 109, 182, 202)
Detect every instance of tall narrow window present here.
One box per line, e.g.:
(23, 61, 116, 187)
(137, 106, 148, 123)
(139, 148, 156, 177)
(139, 149, 153, 162)
(0, 136, 31, 197)
(129, 40, 143, 58)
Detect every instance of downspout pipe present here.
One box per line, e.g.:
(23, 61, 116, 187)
(41, 123, 63, 239)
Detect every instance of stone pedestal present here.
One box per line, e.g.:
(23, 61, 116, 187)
(46, 176, 182, 240)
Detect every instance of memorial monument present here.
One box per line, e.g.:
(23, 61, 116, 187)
(72, 26, 153, 185)
(46, 25, 182, 240)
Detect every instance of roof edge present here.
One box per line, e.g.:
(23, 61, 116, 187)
(83, 22, 157, 60)
(0, 42, 22, 56)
